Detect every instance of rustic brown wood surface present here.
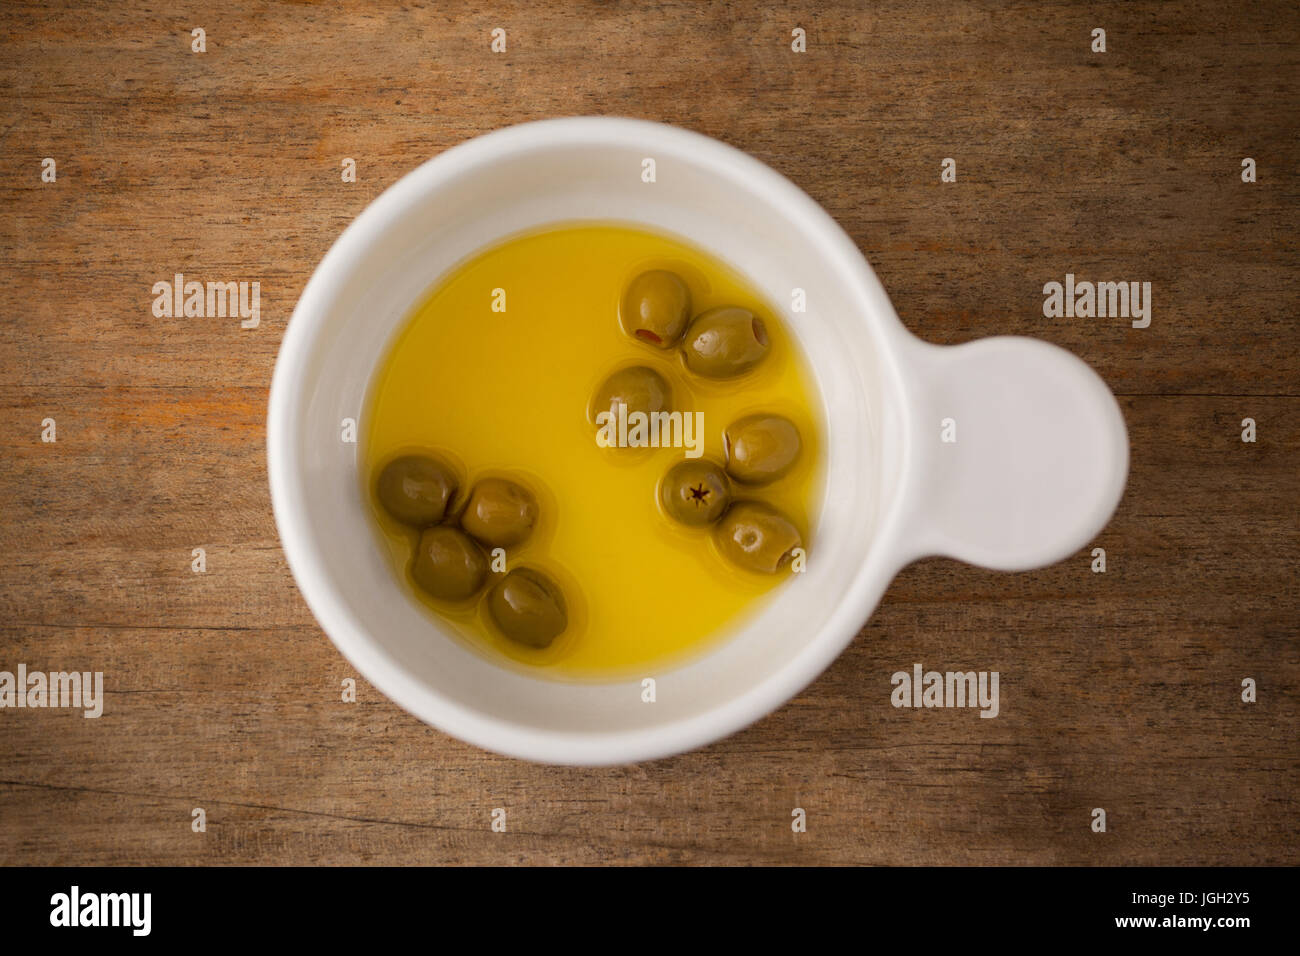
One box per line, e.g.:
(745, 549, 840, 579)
(1, 0, 1297, 866)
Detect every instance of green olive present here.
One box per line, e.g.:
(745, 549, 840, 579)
(681, 307, 770, 378)
(620, 270, 691, 348)
(376, 454, 459, 527)
(659, 459, 731, 526)
(411, 526, 488, 600)
(724, 414, 802, 484)
(459, 477, 538, 548)
(487, 567, 568, 648)
(588, 365, 672, 425)
(713, 501, 803, 574)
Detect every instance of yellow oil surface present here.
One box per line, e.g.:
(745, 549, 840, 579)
(362, 223, 822, 679)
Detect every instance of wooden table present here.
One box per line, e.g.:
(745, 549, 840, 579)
(1, 0, 1296, 865)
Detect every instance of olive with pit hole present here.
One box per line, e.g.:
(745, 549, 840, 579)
(459, 477, 538, 548)
(681, 306, 770, 378)
(620, 269, 691, 348)
(487, 567, 568, 648)
(588, 365, 672, 425)
(411, 526, 488, 601)
(713, 501, 803, 574)
(724, 413, 802, 484)
(659, 459, 731, 526)
(376, 454, 459, 527)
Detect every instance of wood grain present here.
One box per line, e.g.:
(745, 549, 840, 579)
(1, 0, 1297, 865)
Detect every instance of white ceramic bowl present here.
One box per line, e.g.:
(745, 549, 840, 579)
(268, 117, 1128, 765)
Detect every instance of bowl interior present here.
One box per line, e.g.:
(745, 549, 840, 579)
(272, 120, 905, 761)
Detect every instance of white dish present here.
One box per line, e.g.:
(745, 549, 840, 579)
(268, 117, 1128, 765)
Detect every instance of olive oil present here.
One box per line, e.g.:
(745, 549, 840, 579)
(363, 223, 822, 679)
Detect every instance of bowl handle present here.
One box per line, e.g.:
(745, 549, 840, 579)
(886, 335, 1129, 573)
